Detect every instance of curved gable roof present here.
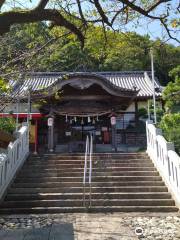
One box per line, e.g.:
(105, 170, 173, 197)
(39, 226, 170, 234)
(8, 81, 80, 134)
(11, 71, 162, 99)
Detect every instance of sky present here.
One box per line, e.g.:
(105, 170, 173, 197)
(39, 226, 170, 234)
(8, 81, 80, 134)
(2, 0, 180, 46)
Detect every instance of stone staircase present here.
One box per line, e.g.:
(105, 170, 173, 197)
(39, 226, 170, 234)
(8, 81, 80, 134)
(0, 153, 178, 214)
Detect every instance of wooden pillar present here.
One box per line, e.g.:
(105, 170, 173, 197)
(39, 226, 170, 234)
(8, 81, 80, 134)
(34, 119, 38, 154)
(48, 117, 54, 152)
(135, 100, 139, 127)
(111, 125, 117, 152)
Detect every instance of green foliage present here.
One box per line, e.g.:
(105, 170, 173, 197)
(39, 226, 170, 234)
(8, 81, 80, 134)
(153, 41, 180, 84)
(159, 113, 180, 154)
(169, 65, 180, 79)
(148, 100, 164, 123)
(101, 32, 151, 71)
(0, 117, 16, 134)
(159, 66, 180, 153)
(162, 65, 180, 112)
(0, 23, 179, 85)
(126, 120, 146, 133)
(138, 107, 147, 118)
(0, 77, 10, 93)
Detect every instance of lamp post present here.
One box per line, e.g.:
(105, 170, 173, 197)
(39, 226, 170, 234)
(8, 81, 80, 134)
(150, 48, 157, 124)
(22, 86, 30, 124)
(27, 89, 31, 124)
(15, 73, 23, 132)
(147, 100, 150, 120)
(15, 96, 19, 132)
(23, 86, 31, 125)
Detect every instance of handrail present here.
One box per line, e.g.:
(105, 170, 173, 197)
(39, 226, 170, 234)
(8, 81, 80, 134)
(89, 134, 93, 207)
(83, 135, 89, 206)
(0, 123, 29, 200)
(83, 134, 93, 208)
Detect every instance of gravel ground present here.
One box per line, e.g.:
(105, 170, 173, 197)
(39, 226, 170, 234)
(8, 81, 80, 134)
(0, 212, 180, 240)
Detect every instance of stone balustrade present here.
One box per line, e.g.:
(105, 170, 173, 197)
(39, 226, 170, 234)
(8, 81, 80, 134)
(0, 123, 29, 199)
(146, 120, 180, 207)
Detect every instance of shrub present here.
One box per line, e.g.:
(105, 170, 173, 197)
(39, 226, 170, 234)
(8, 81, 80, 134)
(159, 113, 180, 154)
(0, 117, 16, 134)
(138, 107, 147, 118)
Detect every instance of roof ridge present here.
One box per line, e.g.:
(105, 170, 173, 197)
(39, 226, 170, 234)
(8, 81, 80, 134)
(24, 71, 151, 76)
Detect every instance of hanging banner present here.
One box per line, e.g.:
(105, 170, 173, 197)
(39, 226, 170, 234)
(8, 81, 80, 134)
(29, 124, 35, 143)
(111, 116, 116, 125)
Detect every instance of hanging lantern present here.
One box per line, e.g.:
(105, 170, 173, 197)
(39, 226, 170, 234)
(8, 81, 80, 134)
(111, 116, 116, 125)
(92, 118, 95, 124)
(70, 117, 72, 124)
(96, 115, 99, 121)
(88, 116, 91, 123)
(65, 115, 68, 122)
(81, 118, 84, 125)
(74, 116, 77, 122)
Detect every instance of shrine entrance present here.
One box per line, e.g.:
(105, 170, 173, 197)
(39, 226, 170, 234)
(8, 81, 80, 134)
(54, 115, 112, 152)
(36, 73, 139, 152)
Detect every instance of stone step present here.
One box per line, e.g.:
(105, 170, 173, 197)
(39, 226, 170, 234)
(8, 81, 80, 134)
(26, 159, 151, 165)
(1, 199, 175, 208)
(31, 153, 149, 160)
(8, 186, 168, 194)
(27, 157, 150, 162)
(23, 163, 154, 168)
(1, 152, 177, 214)
(17, 171, 159, 178)
(5, 192, 172, 201)
(12, 181, 166, 188)
(27, 156, 150, 161)
(14, 176, 162, 183)
(21, 166, 156, 172)
(0, 206, 178, 214)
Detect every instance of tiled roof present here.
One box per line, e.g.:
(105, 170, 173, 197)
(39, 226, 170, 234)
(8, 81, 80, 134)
(12, 71, 162, 98)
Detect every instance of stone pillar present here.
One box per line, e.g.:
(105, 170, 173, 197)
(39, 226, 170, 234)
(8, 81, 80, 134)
(111, 116, 117, 152)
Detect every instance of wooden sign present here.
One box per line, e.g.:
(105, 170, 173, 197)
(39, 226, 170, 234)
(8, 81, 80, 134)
(65, 132, 71, 136)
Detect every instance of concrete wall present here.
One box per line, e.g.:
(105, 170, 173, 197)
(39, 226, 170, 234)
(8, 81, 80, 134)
(125, 102, 135, 112)
(137, 101, 148, 110)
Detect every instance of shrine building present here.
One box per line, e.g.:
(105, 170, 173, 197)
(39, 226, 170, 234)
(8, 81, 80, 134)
(1, 71, 162, 153)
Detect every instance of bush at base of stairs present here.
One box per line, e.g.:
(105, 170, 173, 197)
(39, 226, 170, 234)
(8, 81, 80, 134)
(159, 113, 180, 154)
(0, 117, 16, 134)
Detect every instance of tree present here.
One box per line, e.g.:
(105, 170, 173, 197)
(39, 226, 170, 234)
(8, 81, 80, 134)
(159, 66, 180, 153)
(153, 41, 180, 85)
(160, 113, 180, 154)
(162, 66, 180, 112)
(0, 23, 179, 84)
(101, 32, 151, 71)
(0, 0, 179, 47)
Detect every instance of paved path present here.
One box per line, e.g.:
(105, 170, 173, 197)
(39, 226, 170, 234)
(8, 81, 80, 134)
(0, 212, 180, 240)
